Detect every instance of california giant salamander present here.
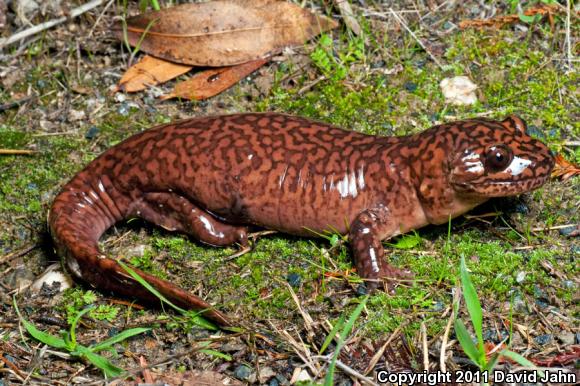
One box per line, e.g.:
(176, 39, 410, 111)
(49, 113, 554, 325)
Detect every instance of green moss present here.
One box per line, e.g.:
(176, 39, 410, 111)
(60, 288, 120, 324)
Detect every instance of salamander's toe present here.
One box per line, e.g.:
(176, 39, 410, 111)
(366, 264, 415, 295)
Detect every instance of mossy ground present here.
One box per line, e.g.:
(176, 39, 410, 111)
(0, 0, 577, 384)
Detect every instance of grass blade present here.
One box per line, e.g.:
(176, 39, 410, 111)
(117, 261, 187, 313)
(13, 297, 68, 349)
(324, 296, 368, 386)
(500, 350, 545, 377)
(118, 261, 216, 329)
(199, 349, 232, 361)
(319, 315, 345, 354)
(69, 307, 94, 349)
(90, 327, 150, 352)
(82, 349, 124, 378)
(21, 319, 68, 349)
(454, 319, 483, 367)
(460, 257, 483, 349)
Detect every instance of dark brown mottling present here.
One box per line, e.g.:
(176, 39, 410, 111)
(48, 113, 554, 325)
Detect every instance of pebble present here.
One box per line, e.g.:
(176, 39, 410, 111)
(5, 268, 35, 292)
(291, 368, 312, 383)
(370, 60, 385, 69)
(510, 331, 523, 345)
(556, 331, 575, 345)
(356, 283, 368, 296)
(512, 295, 528, 314)
(68, 109, 85, 122)
(85, 126, 100, 140)
(30, 263, 73, 293)
(432, 301, 444, 312)
(514, 202, 529, 214)
(233, 364, 252, 381)
(286, 273, 301, 287)
(516, 271, 526, 283)
(534, 334, 552, 345)
(257, 367, 276, 384)
(559, 226, 576, 237)
(404, 81, 417, 92)
(117, 102, 130, 116)
(114, 93, 127, 103)
(483, 329, 509, 343)
(562, 280, 574, 289)
(526, 125, 547, 140)
(440, 76, 478, 105)
(535, 298, 549, 309)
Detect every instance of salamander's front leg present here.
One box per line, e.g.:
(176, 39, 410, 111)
(349, 206, 413, 292)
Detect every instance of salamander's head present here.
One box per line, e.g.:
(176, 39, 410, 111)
(449, 115, 554, 198)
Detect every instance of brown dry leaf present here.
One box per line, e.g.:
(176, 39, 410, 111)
(552, 154, 580, 181)
(117, 55, 193, 93)
(161, 58, 268, 101)
(459, 3, 559, 29)
(116, 0, 337, 67)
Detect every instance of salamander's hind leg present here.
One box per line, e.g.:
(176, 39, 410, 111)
(128, 192, 248, 247)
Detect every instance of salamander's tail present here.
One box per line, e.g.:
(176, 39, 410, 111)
(48, 174, 230, 326)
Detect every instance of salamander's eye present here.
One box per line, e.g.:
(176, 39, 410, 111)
(484, 145, 513, 172)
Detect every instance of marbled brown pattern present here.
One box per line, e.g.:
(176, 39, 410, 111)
(48, 113, 554, 325)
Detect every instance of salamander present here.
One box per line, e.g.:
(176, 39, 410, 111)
(48, 113, 554, 326)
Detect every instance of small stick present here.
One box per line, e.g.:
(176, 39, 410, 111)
(421, 321, 429, 370)
(88, 0, 114, 38)
(388, 8, 444, 70)
(0, 0, 107, 49)
(0, 149, 35, 155)
(363, 323, 405, 375)
(440, 288, 461, 372)
(311, 355, 378, 386)
(565, 0, 572, 71)
(334, 0, 362, 36)
(0, 244, 38, 265)
(0, 94, 37, 112)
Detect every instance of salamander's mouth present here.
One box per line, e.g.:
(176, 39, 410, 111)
(452, 173, 552, 197)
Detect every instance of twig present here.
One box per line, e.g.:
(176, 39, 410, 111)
(298, 75, 326, 95)
(363, 323, 405, 375)
(0, 94, 37, 112)
(0, 149, 35, 155)
(0, 244, 38, 265)
(334, 0, 362, 36)
(32, 132, 78, 137)
(311, 355, 378, 386)
(388, 8, 444, 70)
(565, 0, 572, 72)
(0, 0, 107, 49)
(0, 355, 25, 381)
(88, 0, 114, 38)
(421, 321, 429, 370)
(440, 288, 461, 372)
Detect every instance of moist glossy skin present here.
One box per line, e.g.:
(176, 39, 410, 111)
(48, 113, 554, 325)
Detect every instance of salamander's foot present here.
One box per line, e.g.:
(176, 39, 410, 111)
(365, 265, 414, 293)
(223, 230, 277, 261)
